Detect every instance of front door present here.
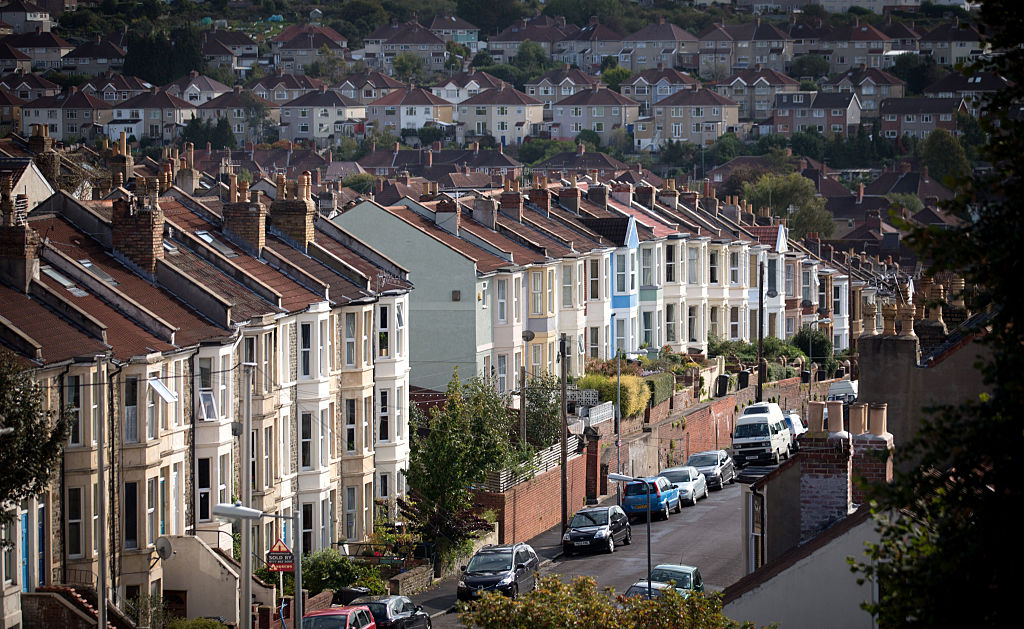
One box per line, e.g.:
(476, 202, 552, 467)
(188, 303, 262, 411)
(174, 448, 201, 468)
(164, 590, 187, 618)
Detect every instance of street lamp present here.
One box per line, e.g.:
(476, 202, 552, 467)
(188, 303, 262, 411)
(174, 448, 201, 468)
(214, 502, 303, 629)
(608, 473, 653, 600)
(806, 317, 832, 402)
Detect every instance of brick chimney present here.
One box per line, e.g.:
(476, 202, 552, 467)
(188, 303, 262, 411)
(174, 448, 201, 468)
(500, 179, 524, 222)
(576, 142, 585, 156)
(635, 185, 655, 209)
(611, 182, 633, 206)
(528, 177, 551, 216)
(797, 423, 854, 542)
(270, 172, 316, 249)
(0, 174, 40, 293)
(112, 180, 164, 277)
(559, 180, 581, 214)
(222, 181, 267, 255)
(850, 403, 893, 505)
(657, 179, 679, 209)
(472, 195, 498, 230)
(434, 196, 460, 235)
(588, 183, 608, 210)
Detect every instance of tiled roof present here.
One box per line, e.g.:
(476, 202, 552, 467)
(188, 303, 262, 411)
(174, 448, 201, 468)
(428, 15, 478, 31)
(527, 66, 600, 87)
(720, 67, 799, 87)
(335, 71, 403, 90)
(553, 86, 638, 107)
(461, 84, 541, 106)
(564, 22, 622, 42)
(654, 88, 738, 107)
(274, 23, 346, 44)
(278, 31, 345, 51)
(0, 87, 24, 106)
(0, 282, 109, 366)
(120, 89, 194, 110)
(0, 71, 57, 90)
(161, 72, 231, 96)
(825, 66, 904, 88)
(923, 71, 1012, 94)
(492, 21, 571, 44)
(626, 66, 698, 87)
(24, 88, 112, 110)
(922, 20, 981, 43)
(0, 42, 27, 60)
(823, 23, 890, 42)
(65, 38, 125, 60)
(535, 150, 628, 172)
(863, 170, 954, 201)
(198, 87, 275, 110)
(369, 87, 450, 107)
(879, 96, 964, 115)
(435, 71, 503, 90)
(282, 87, 362, 108)
(2, 31, 72, 49)
(366, 20, 443, 46)
(203, 28, 257, 48)
(80, 73, 152, 93)
(628, 20, 698, 43)
(251, 72, 324, 91)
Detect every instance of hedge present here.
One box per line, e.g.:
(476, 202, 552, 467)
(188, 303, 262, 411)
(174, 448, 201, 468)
(644, 372, 675, 407)
(577, 373, 651, 418)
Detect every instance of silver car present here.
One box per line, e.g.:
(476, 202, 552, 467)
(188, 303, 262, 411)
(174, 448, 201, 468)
(658, 466, 708, 506)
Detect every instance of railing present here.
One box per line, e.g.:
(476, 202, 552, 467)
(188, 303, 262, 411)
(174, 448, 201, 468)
(482, 436, 581, 493)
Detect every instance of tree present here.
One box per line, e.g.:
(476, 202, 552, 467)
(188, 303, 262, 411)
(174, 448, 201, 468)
(889, 52, 947, 95)
(600, 55, 618, 72)
(304, 46, 349, 83)
(523, 373, 562, 448)
(342, 173, 378, 194)
(393, 52, 426, 83)
(920, 128, 970, 184)
(401, 370, 532, 562)
(511, 40, 550, 78)
(884, 192, 924, 213)
(457, 0, 530, 36)
(123, 25, 205, 85)
(0, 350, 71, 533)
(789, 54, 829, 79)
(789, 130, 826, 162)
(471, 50, 494, 68)
(601, 66, 632, 92)
(459, 575, 758, 629)
(850, 3, 1024, 624)
(742, 172, 833, 239)
(575, 129, 602, 147)
(789, 326, 832, 367)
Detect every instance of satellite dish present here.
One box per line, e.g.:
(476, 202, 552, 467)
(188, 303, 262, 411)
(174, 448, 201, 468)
(578, 336, 585, 355)
(766, 289, 778, 298)
(522, 330, 536, 342)
(155, 537, 173, 561)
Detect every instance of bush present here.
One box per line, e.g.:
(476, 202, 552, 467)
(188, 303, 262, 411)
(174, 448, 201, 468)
(764, 363, 796, 382)
(644, 372, 675, 407)
(577, 373, 651, 418)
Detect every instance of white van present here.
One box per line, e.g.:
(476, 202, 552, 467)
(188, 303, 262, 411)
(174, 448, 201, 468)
(732, 402, 792, 465)
(827, 380, 858, 404)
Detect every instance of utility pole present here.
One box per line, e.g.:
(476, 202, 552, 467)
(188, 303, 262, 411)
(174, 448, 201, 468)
(559, 334, 568, 534)
(519, 365, 527, 445)
(241, 362, 254, 629)
(757, 259, 765, 403)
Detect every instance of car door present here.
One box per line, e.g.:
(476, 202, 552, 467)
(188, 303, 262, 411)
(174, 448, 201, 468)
(514, 547, 533, 592)
(610, 508, 624, 542)
(660, 477, 677, 507)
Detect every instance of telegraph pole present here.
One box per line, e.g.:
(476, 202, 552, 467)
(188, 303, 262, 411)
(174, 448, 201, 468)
(757, 259, 765, 403)
(559, 334, 568, 534)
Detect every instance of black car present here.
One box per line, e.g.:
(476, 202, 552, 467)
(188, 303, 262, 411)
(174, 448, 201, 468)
(457, 543, 539, 601)
(561, 505, 631, 555)
(349, 595, 431, 629)
(685, 450, 736, 489)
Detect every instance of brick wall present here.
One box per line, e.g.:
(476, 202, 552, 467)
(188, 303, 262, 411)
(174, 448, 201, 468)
(475, 454, 588, 544)
(21, 592, 94, 629)
(851, 432, 893, 505)
(223, 201, 267, 254)
(388, 565, 433, 595)
(111, 196, 164, 276)
(798, 432, 853, 542)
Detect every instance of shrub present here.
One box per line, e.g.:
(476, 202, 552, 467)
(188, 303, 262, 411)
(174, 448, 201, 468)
(644, 372, 675, 407)
(577, 373, 651, 418)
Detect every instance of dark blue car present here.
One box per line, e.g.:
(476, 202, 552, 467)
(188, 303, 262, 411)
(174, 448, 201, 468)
(621, 476, 681, 521)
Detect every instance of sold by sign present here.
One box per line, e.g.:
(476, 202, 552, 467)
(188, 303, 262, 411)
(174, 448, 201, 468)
(266, 539, 294, 572)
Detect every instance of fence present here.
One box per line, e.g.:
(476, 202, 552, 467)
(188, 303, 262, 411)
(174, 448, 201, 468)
(482, 436, 581, 493)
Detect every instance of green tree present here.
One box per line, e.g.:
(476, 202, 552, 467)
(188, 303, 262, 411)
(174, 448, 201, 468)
(575, 129, 602, 147)
(920, 128, 970, 184)
(342, 173, 378, 194)
(955, 110, 986, 162)
(789, 326, 832, 367)
(460, 575, 758, 629)
(789, 130, 826, 162)
(600, 55, 619, 72)
(601, 66, 632, 92)
(515, 139, 578, 165)
(889, 52, 947, 95)
(457, 0, 530, 35)
(471, 50, 494, 67)
(393, 52, 427, 83)
(511, 40, 551, 78)
(0, 350, 72, 533)
(789, 54, 829, 79)
(884, 192, 924, 213)
(542, 0, 623, 26)
(401, 370, 531, 562)
(851, 4, 1022, 624)
(743, 172, 833, 239)
(212, 117, 236, 150)
(523, 372, 562, 448)
(304, 46, 349, 83)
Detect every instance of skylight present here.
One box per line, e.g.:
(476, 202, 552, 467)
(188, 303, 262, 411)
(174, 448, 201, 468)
(78, 259, 119, 286)
(195, 230, 238, 258)
(41, 265, 88, 297)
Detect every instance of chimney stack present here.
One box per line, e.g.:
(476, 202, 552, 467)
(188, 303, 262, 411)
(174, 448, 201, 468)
(269, 173, 316, 249)
(223, 181, 267, 255)
(797, 420, 854, 542)
(851, 403, 893, 505)
(111, 189, 164, 277)
(434, 196, 461, 235)
(559, 181, 581, 214)
(471, 195, 498, 230)
(588, 183, 608, 209)
(500, 184, 524, 222)
(528, 177, 551, 216)
(0, 175, 40, 293)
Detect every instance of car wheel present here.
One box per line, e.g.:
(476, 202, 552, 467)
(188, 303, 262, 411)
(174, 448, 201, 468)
(607, 535, 615, 553)
(511, 583, 519, 599)
(772, 450, 780, 465)
(663, 504, 671, 520)
(674, 497, 683, 513)
(624, 527, 632, 545)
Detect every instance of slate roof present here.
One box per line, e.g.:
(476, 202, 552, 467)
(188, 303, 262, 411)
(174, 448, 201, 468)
(825, 66, 905, 88)
(251, 72, 323, 92)
(654, 88, 738, 107)
(553, 86, 638, 107)
(527, 66, 600, 87)
(435, 71, 503, 90)
(25, 88, 111, 110)
(65, 38, 125, 60)
(625, 66, 699, 87)
(879, 96, 965, 115)
(119, 89, 194, 110)
(162, 72, 231, 96)
(369, 87, 450, 107)
(720, 67, 799, 87)
(923, 71, 1012, 95)
(628, 20, 698, 43)
(282, 87, 362, 108)
(461, 84, 541, 106)
(1, 31, 72, 49)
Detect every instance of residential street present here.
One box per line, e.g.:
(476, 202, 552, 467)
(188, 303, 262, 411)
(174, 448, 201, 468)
(421, 483, 744, 628)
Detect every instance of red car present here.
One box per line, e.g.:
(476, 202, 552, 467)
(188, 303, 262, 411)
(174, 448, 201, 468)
(303, 605, 376, 629)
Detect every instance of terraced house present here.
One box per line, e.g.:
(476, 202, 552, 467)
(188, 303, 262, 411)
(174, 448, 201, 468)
(549, 86, 640, 146)
(0, 164, 412, 626)
(455, 83, 544, 146)
(634, 88, 739, 151)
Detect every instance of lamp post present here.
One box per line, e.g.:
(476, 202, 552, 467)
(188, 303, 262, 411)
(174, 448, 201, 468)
(214, 502, 303, 629)
(806, 317, 832, 402)
(609, 473, 652, 600)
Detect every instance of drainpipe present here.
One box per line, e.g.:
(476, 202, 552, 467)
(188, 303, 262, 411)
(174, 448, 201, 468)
(57, 363, 71, 587)
(106, 358, 124, 602)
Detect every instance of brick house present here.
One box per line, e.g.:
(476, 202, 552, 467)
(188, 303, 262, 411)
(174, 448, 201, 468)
(714, 66, 799, 122)
(486, 15, 575, 66)
(20, 86, 111, 141)
(697, 19, 793, 80)
(0, 28, 71, 70)
(621, 18, 699, 74)
(821, 65, 905, 119)
(197, 85, 280, 146)
(619, 63, 699, 113)
(553, 16, 623, 73)
(771, 91, 861, 138)
(549, 85, 639, 146)
(634, 88, 739, 151)
(879, 96, 967, 141)
(923, 70, 1010, 117)
(819, 22, 893, 73)
(524, 65, 601, 118)
(366, 86, 453, 133)
(60, 35, 124, 75)
(279, 85, 365, 147)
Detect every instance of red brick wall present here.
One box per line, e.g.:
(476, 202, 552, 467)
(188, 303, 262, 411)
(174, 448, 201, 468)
(851, 433, 893, 505)
(475, 454, 589, 544)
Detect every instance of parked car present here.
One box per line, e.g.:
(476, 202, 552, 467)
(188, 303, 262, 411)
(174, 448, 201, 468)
(349, 595, 431, 629)
(684, 450, 736, 489)
(648, 564, 705, 593)
(562, 505, 631, 555)
(457, 543, 539, 601)
(621, 476, 681, 521)
(659, 466, 707, 506)
(783, 410, 807, 450)
(621, 580, 688, 599)
(303, 604, 377, 629)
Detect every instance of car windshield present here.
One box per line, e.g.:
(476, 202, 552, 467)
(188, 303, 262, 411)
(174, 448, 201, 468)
(660, 470, 693, 483)
(624, 481, 655, 496)
(649, 569, 692, 589)
(735, 422, 770, 438)
(686, 454, 719, 467)
(361, 602, 387, 621)
(624, 584, 663, 598)
(743, 406, 768, 415)
(302, 616, 348, 629)
(569, 510, 608, 527)
(466, 550, 512, 572)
